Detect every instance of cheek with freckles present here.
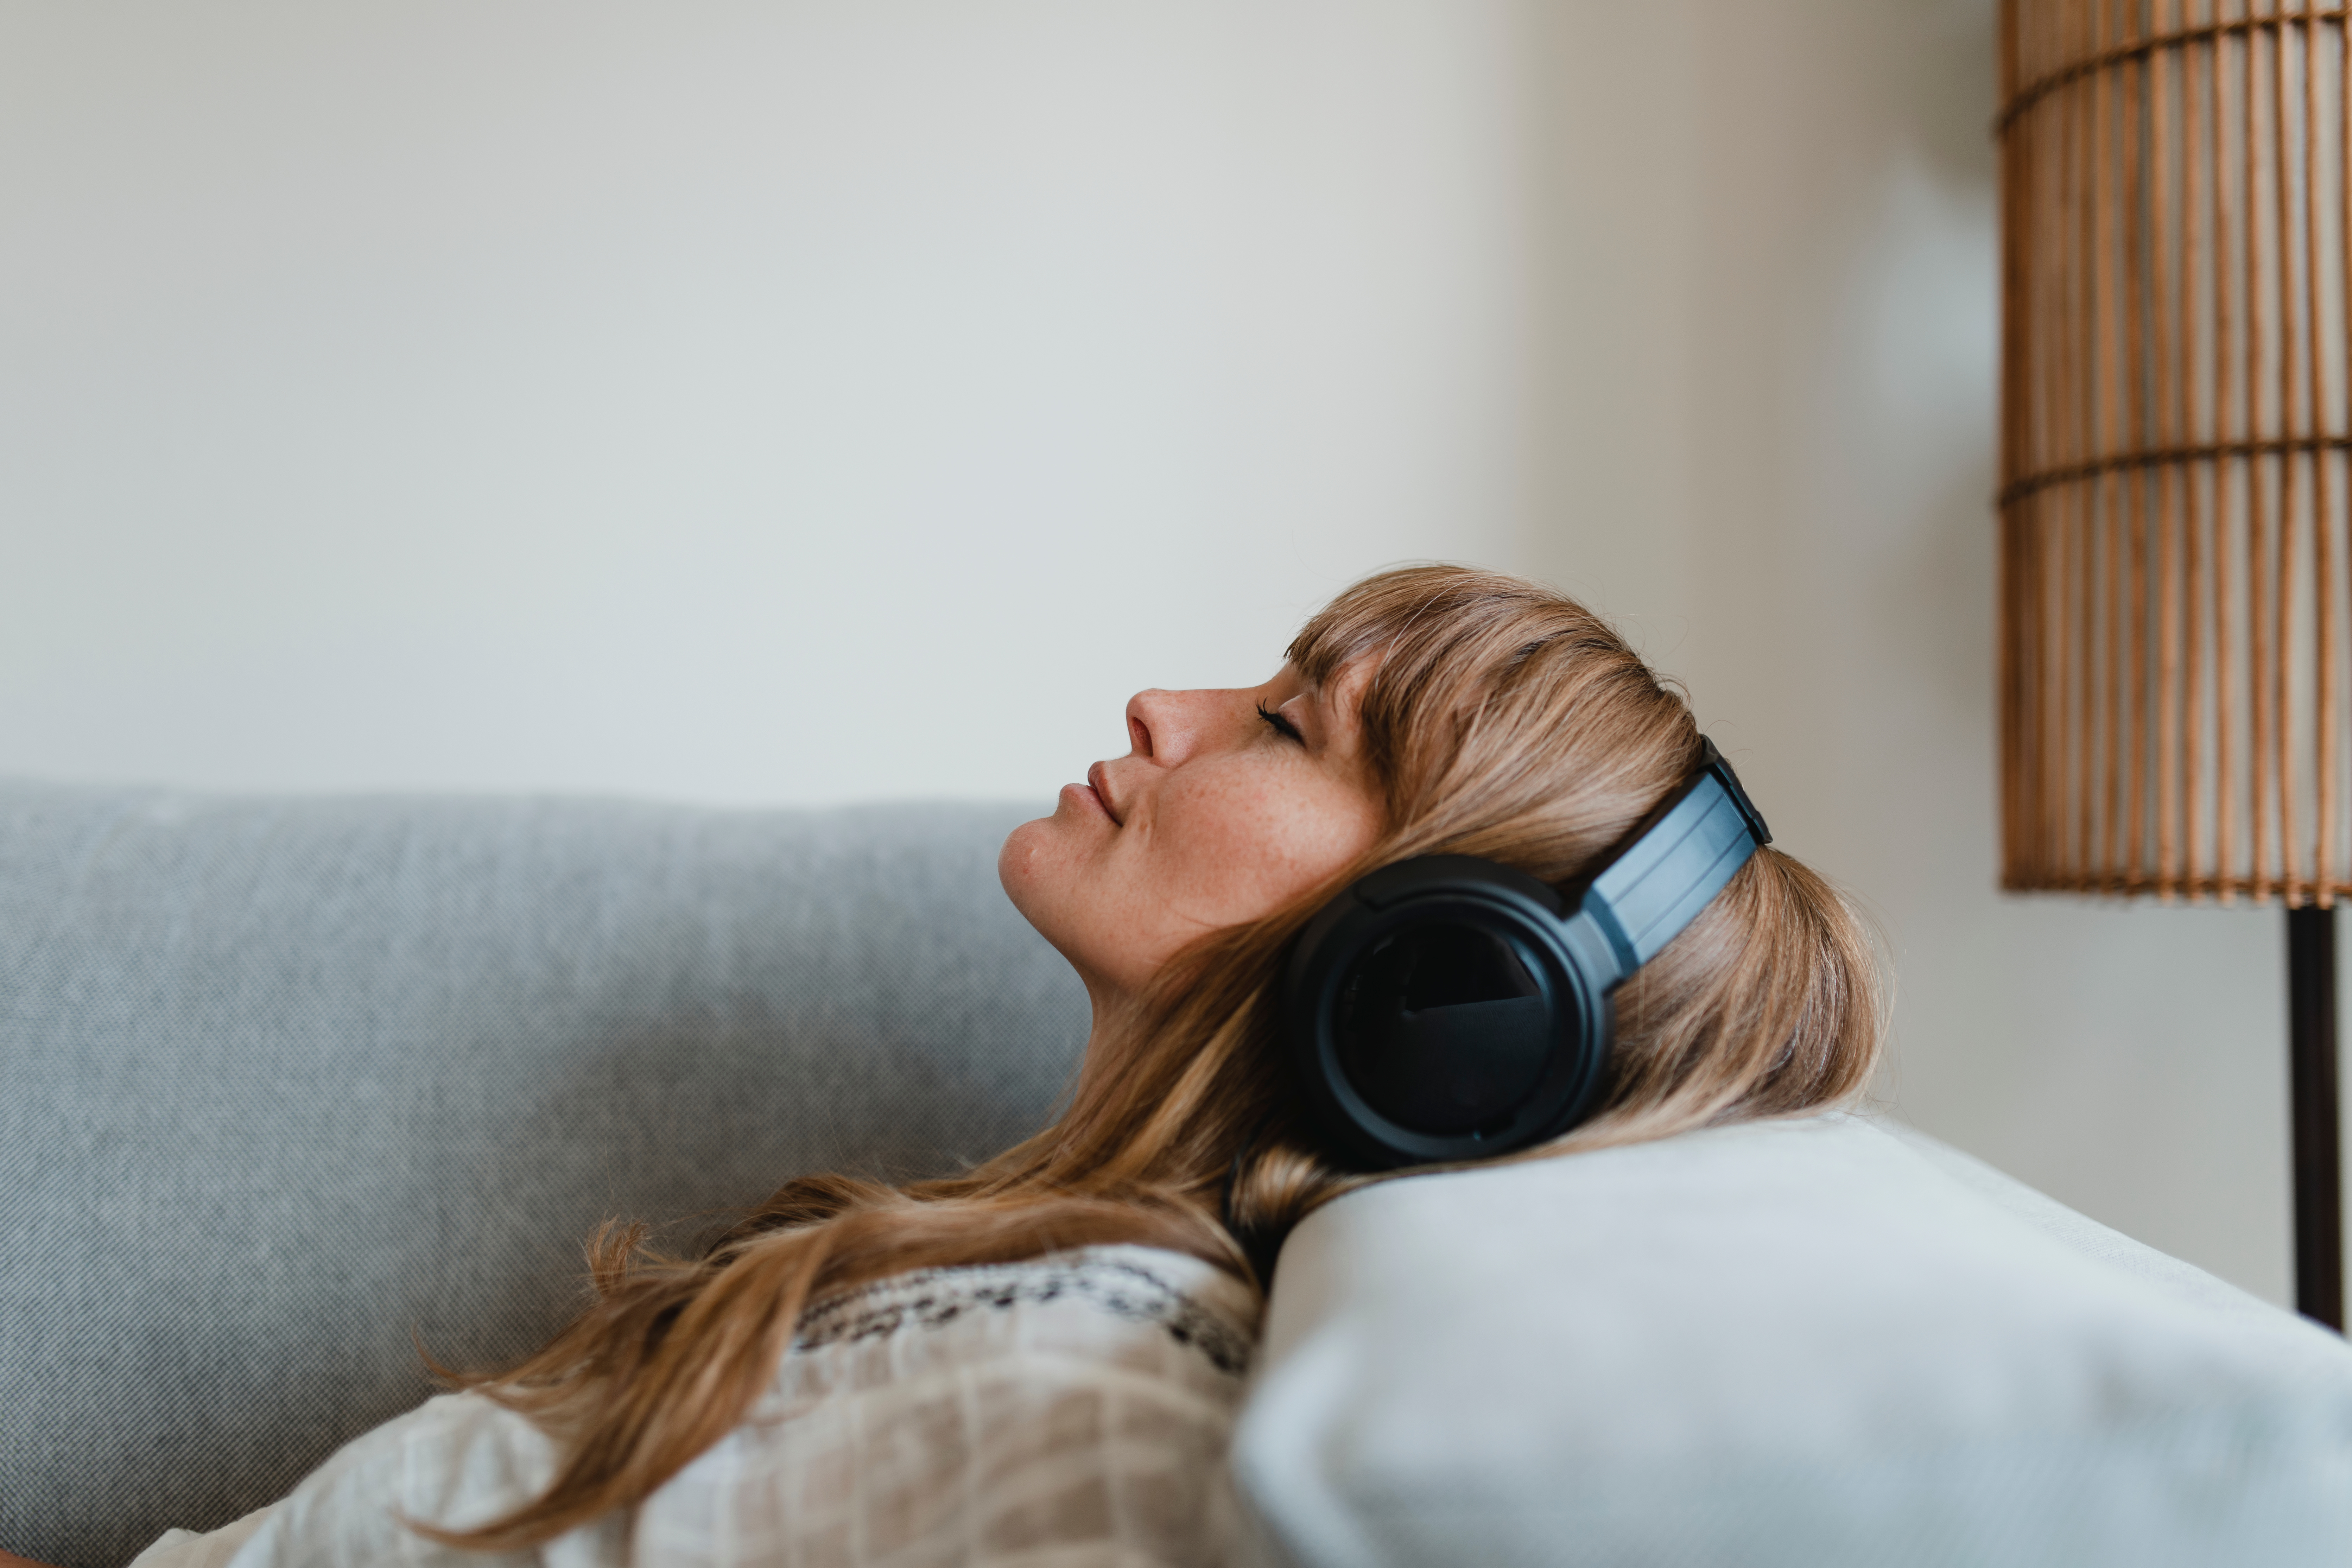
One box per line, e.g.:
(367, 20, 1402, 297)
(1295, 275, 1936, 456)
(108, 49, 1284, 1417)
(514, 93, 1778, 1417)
(1115, 756, 1381, 962)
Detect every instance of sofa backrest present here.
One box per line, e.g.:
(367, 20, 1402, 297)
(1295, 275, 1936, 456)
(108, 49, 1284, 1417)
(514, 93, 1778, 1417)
(1238, 1111, 2352, 1568)
(0, 784, 1086, 1568)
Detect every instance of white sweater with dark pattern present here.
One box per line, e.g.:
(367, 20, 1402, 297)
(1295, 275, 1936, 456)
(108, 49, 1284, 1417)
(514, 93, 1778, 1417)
(132, 1246, 1259, 1568)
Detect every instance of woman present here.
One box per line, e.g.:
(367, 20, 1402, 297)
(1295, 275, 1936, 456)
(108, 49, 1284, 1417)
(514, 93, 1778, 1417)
(115, 565, 1881, 1567)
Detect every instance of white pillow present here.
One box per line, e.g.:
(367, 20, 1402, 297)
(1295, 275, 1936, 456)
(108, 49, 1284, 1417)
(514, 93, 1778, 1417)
(1231, 1111, 2352, 1567)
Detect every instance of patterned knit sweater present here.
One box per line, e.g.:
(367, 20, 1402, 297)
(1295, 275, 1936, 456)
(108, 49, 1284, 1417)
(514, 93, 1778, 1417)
(131, 1246, 1259, 1568)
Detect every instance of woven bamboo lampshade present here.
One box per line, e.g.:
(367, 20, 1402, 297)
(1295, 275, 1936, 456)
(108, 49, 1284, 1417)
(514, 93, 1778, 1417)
(1998, 0, 2349, 1325)
(2000, 0, 2352, 901)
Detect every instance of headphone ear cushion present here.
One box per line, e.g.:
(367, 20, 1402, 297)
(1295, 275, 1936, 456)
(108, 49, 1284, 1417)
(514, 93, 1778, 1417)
(1332, 924, 1558, 1135)
(1283, 858, 1612, 1170)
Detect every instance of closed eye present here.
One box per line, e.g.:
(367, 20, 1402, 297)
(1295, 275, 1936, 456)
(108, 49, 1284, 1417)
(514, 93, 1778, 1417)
(1256, 701, 1305, 744)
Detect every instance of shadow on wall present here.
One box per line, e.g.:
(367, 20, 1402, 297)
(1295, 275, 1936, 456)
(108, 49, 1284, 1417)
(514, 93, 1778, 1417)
(1517, 0, 2300, 1307)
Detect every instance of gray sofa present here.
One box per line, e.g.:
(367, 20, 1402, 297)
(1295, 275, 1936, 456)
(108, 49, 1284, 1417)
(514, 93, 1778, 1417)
(1, 783, 1087, 1568)
(13, 781, 2352, 1568)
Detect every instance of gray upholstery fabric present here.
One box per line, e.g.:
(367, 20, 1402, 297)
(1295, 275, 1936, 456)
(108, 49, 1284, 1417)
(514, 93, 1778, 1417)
(0, 783, 1088, 1568)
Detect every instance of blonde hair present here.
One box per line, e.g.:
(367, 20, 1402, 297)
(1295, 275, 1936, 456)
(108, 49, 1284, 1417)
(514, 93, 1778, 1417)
(423, 565, 1882, 1549)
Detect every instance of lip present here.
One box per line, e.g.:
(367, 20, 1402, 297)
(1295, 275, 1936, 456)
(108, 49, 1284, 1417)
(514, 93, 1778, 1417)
(1084, 761, 1124, 826)
(1061, 780, 1114, 824)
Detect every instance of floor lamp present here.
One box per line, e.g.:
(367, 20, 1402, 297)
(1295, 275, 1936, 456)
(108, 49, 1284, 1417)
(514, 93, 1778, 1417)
(1999, 0, 2348, 1328)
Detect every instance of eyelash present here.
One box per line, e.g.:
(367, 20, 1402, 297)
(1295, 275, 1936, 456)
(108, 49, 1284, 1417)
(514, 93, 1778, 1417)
(1256, 702, 1305, 744)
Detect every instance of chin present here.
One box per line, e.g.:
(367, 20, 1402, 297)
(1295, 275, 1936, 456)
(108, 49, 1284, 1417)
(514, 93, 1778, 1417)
(997, 815, 1103, 982)
(996, 813, 1058, 913)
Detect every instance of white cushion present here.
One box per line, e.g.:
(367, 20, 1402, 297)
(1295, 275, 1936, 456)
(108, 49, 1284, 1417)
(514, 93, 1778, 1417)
(1231, 1111, 2352, 1567)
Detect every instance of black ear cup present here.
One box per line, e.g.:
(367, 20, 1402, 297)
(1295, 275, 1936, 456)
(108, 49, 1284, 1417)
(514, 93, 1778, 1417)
(1282, 857, 1613, 1170)
(1279, 741, 1769, 1173)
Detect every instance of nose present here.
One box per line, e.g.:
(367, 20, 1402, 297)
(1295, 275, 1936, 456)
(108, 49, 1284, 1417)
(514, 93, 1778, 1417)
(1124, 688, 1212, 766)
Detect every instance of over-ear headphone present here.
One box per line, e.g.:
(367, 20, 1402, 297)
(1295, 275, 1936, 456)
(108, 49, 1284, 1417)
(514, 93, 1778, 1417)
(1281, 737, 1771, 1170)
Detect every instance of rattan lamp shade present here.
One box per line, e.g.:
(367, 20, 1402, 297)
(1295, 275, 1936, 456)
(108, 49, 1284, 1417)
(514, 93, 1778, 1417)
(1999, 0, 2349, 1326)
(2001, 0, 2352, 902)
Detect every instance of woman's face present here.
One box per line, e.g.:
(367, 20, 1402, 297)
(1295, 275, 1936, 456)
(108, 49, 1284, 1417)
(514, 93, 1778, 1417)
(1000, 660, 1386, 1009)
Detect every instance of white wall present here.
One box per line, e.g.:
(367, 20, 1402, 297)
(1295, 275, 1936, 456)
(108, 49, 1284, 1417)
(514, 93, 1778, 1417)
(1525, 0, 2304, 1306)
(1, 0, 2323, 1307)
(0, 0, 1532, 804)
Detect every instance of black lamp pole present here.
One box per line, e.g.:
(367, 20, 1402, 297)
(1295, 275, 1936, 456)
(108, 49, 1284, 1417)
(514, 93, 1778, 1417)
(2287, 905, 2344, 1331)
